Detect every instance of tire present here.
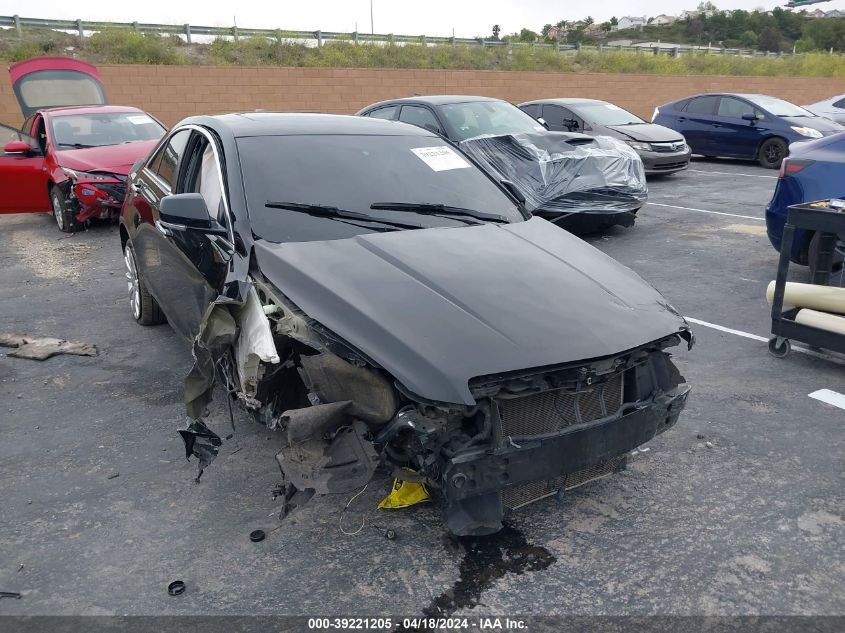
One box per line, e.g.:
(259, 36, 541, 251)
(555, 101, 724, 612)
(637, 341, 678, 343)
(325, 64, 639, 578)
(808, 231, 845, 284)
(758, 138, 788, 169)
(50, 184, 80, 233)
(124, 241, 166, 326)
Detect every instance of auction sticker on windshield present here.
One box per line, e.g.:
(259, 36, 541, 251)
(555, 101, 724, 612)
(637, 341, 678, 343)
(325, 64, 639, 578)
(126, 115, 154, 125)
(411, 146, 471, 171)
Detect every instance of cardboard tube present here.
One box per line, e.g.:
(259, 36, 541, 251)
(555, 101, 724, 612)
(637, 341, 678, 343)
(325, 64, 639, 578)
(766, 281, 845, 315)
(795, 308, 845, 336)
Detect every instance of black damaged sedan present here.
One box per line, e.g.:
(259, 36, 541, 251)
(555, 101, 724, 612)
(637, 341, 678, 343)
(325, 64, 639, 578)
(120, 113, 693, 536)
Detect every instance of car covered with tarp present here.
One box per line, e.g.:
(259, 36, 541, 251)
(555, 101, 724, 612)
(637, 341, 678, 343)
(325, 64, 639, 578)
(357, 96, 647, 232)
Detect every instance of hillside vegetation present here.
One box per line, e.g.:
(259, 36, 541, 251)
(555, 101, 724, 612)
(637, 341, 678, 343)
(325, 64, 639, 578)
(1, 27, 844, 77)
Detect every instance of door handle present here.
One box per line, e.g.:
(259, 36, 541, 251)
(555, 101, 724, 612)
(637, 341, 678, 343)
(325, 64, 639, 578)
(678, 117, 687, 122)
(711, 123, 723, 128)
(155, 219, 184, 236)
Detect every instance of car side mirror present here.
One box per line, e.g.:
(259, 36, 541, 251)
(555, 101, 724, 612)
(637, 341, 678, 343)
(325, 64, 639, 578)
(537, 117, 549, 130)
(742, 113, 759, 122)
(159, 193, 226, 234)
(3, 140, 33, 154)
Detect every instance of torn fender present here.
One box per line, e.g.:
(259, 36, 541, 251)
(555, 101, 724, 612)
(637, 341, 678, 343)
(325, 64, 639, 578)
(184, 303, 238, 420)
(233, 286, 280, 398)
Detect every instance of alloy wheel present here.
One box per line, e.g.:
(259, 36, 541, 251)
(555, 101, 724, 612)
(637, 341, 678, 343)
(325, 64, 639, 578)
(124, 246, 141, 320)
(52, 191, 65, 231)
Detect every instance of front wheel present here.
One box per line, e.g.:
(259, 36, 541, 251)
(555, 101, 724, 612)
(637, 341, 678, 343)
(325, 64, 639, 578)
(758, 138, 788, 169)
(124, 241, 166, 326)
(50, 185, 80, 233)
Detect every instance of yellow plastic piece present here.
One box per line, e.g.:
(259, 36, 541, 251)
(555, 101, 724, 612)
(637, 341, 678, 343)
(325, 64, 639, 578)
(378, 474, 431, 509)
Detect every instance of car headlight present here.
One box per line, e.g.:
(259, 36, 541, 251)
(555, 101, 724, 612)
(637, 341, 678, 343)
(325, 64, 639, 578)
(61, 167, 114, 181)
(625, 141, 652, 152)
(790, 126, 823, 139)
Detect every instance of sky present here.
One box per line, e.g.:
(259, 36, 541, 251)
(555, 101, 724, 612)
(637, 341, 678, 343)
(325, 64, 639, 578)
(2, 0, 845, 39)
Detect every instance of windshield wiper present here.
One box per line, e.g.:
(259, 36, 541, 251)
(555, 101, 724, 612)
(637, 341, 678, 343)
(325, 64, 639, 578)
(57, 142, 97, 149)
(264, 201, 426, 230)
(369, 202, 508, 223)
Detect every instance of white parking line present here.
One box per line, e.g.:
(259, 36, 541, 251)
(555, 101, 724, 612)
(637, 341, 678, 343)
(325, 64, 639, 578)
(647, 202, 764, 222)
(684, 317, 768, 342)
(684, 316, 843, 363)
(688, 169, 778, 180)
(808, 389, 845, 410)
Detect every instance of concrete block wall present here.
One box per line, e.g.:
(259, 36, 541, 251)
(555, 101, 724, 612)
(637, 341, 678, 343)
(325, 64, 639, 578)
(1, 64, 842, 127)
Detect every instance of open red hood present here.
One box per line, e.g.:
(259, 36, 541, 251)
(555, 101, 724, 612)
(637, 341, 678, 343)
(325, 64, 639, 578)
(9, 56, 107, 119)
(57, 140, 158, 176)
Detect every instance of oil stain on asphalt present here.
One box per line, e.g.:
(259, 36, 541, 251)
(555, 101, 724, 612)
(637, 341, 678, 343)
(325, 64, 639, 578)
(397, 522, 555, 630)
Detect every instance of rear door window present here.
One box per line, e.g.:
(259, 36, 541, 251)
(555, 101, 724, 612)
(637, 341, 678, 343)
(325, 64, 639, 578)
(399, 105, 443, 134)
(149, 129, 190, 191)
(364, 106, 398, 120)
(519, 104, 540, 118)
(684, 96, 719, 115)
(541, 104, 582, 131)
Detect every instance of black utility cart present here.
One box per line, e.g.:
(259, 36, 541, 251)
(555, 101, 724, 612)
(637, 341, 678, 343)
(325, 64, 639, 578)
(769, 199, 845, 358)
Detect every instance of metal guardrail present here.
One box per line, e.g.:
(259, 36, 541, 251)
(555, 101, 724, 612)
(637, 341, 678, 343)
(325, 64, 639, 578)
(0, 14, 809, 58)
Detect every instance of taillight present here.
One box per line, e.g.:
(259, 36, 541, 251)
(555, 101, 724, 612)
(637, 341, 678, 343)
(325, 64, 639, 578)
(778, 158, 814, 178)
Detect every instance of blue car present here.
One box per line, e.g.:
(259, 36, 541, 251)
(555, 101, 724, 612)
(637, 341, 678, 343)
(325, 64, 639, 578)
(765, 131, 845, 274)
(653, 93, 844, 169)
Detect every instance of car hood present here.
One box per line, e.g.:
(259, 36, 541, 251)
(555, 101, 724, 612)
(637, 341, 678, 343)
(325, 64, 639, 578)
(254, 217, 690, 405)
(603, 123, 685, 143)
(781, 115, 845, 135)
(56, 140, 158, 175)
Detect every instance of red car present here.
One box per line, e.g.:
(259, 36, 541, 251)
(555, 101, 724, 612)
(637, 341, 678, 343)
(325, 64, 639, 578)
(0, 57, 166, 232)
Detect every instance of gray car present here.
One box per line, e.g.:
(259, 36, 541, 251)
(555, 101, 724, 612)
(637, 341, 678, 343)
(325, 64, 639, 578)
(802, 94, 845, 125)
(519, 98, 691, 176)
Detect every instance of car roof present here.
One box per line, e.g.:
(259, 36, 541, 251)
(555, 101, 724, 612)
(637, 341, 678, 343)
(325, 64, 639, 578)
(363, 95, 504, 109)
(519, 98, 609, 107)
(180, 112, 440, 138)
(42, 105, 144, 117)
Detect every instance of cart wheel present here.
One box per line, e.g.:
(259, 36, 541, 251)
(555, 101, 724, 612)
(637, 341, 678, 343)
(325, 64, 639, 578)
(768, 337, 791, 358)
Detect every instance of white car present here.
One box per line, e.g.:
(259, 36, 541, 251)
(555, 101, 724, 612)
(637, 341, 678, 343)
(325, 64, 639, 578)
(802, 95, 845, 125)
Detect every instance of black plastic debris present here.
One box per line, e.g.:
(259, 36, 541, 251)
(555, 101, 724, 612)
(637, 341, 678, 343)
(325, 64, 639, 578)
(249, 529, 266, 543)
(167, 581, 185, 596)
(178, 419, 222, 482)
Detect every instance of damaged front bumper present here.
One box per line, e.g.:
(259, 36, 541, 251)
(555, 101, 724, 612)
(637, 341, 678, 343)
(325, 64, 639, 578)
(442, 385, 689, 535)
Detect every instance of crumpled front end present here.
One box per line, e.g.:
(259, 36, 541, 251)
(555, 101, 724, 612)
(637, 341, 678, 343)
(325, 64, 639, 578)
(209, 279, 691, 536)
(56, 172, 128, 223)
(440, 345, 689, 535)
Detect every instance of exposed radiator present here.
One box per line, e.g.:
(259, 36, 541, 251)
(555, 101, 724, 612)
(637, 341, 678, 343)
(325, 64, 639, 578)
(495, 374, 625, 510)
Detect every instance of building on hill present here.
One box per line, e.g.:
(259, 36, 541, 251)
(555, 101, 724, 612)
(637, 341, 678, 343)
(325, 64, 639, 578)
(651, 15, 676, 26)
(613, 16, 647, 30)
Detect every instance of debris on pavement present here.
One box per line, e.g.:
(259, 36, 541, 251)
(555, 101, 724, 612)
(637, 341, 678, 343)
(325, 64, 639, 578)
(106, 472, 120, 480)
(166, 581, 185, 596)
(377, 476, 431, 509)
(249, 529, 266, 543)
(0, 592, 21, 599)
(0, 333, 97, 360)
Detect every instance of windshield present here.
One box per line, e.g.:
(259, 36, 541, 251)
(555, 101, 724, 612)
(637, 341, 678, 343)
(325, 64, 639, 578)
(747, 95, 814, 118)
(237, 134, 524, 244)
(439, 101, 546, 141)
(50, 112, 165, 148)
(577, 102, 644, 126)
